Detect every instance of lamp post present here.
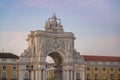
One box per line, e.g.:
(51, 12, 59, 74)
(26, 63, 34, 80)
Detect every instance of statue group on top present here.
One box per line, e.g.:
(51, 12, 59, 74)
(45, 14, 63, 32)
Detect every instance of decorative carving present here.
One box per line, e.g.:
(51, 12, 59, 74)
(45, 14, 63, 32)
(19, 14, 85, 80)
(44, 38, 65, 53)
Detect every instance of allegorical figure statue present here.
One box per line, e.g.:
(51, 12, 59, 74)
(45, 14, 64, 32)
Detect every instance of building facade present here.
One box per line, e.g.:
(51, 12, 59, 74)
(0, 53, 19, 80)
(83, 55, 120, 80)
(19, 14, 85, 80)
(1, 14, 120, 80)
(42, 55, 120, 80)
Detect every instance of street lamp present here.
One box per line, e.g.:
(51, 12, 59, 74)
(26, 63, 34, 80)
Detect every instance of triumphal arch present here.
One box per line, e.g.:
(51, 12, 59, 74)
(19, 14, 85, 80)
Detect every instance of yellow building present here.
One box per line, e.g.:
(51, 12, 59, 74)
(45, 55, 120, 80)
(83, 55, 120, 80)
(0, 52, 19, 80)
(46, 63, 55, 80)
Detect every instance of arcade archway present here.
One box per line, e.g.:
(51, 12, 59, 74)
(46, 52, 64, 80)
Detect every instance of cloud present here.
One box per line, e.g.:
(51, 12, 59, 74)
(0, 32, 119, 57)
(46, 56, 54, 63)
(20, 0, 109, 11)
(21, 0, 103, 9)
(20, 0, 120, 23)
(0, 32, 28, 55)
(75, 35, 120, 56)
(21, 0, 55, 8)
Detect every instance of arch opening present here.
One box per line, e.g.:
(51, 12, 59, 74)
(46, 52, 63, 80)
(48, 52, 63, 65)
(46, 56, 54, 63)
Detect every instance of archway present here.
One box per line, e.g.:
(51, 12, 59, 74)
(19, 14, 82, 80)
(46, 52, 64, 80)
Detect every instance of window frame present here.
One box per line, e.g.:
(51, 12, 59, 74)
(103, 67, 106, 72)
(2, 65, 7, 70)
(12, 71, 17, 79)
(118, 74, 120, 79)
(2, 71, 7, 79)
(12, 65, 16, 70)
(87, 73, 90, 79)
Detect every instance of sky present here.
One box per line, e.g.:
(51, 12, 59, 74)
(0, 0, 120, 56)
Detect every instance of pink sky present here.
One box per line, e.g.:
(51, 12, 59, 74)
(0, 0, 120, 56)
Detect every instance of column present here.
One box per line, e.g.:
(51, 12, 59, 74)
(31, 71, 33, 80)
(74, 70, 76, 80)
(33, 70, 39, 80)
(66, 70, 70, 80)
(70, 70, 73, 80)
(39, 64, 46, 80)
(38, 69, 42, 80)
(36, 65, 40, 80)
(81, 70, 85, 80)
(34, 70, 38, 80)
(43, 69, 46, 80)
(63, 65, 74, 80)
(55, 70, 61, 80)
(19, 70, 24, 80)
(68, 70, 73, 80)
(62, 70, 66, 80)
(19, 65, 26, 80)
(69, 70, 71, 80)
(39, 69, 46, 80)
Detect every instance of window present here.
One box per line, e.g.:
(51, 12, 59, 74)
(103, 73, 106, 79)
(2, 65, 6, 70)
(87, 73, 90, 79)
(111, 67, 114, 71)
(87, 67, 90, 71)
(95, 73, 98, 79)
(24, 72, 29, 80)
(111, 73, 114, 79)
(76, 72, 80, 80)
(118, 68, 120, 72)
(12, 71, 17, 79)
(12, 65, 16, 70)
(103, 67, 106, 71)
(95, 67, 98, 71)
(2, 71, 7, 79)
(2, 58, 7, 61)
(118, 74, 120, 79)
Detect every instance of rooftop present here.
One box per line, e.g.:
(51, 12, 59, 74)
(82, 55, 120, 62)
(0, 53, 19, 59)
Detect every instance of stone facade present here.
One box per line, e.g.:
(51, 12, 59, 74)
(0, 53, 19, 80)
(83, 55, 120, 80)
(19, 14, 84, 80)
(1, 14, 119, 80)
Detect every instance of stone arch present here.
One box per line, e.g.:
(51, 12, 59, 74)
(46, 50, 65, 65)
(45, 51, 65, 80)
(19, 15, 84, 80)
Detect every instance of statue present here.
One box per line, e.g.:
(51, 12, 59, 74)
(44, 14, 64, 32)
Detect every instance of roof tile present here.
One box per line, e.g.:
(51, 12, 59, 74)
(82, 55, 120, 62)
(0, 53, 19, 59)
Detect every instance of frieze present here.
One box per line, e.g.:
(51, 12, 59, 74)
(44, 38, 66, 52)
